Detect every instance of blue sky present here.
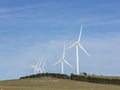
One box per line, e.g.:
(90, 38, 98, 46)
(0, 0, 120, 80)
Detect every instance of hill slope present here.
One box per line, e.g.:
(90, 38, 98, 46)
(0, 78, 120, 90)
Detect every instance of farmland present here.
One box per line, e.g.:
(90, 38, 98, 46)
(0, 78, 120, 90)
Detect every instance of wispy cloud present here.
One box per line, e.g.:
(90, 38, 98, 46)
(0, 8, 11, 14)
(0, 1, 119, 29)
(0, 1, 61, 15)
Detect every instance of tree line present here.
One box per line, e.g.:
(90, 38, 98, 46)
(70, 74, 120, 85)
(20, 73, 120, 85)
(20, 73, 69, 79)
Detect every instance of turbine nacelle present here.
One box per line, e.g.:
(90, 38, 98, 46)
(75, 42, 80, 45)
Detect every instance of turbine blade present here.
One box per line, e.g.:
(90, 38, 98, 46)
(36, 60, 39, 66)
(78, 24, 82, 42)
(53, 59, 61, 66)
(79, 44, 89, 56)
(67, 43, 76, 49)
(64, 60, 73, 68)
(36, 57, 44, 66)
(63, 44, 66, 58)
(38, 57, 44, 66)
(38, 67, 42, 73)
(42, 68, 46, 73)
(42, 60, 46, 68)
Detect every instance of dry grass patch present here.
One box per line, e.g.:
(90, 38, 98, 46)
(0, 78, 120, 90)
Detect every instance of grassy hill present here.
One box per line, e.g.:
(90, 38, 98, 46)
(0, 78, 120, 90)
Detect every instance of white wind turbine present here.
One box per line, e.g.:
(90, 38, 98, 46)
(67, 24, 89, 75)
(53, 45, 73, 74)
(30, 57, 44, 74)
(41, 59, 46, 73)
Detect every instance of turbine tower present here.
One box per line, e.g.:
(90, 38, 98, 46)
(67, 25, 89, 75)
(53, 45, 73, 74)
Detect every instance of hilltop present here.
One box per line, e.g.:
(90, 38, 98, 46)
(0, 73, 120, 90)
(0, 77, 120, 90)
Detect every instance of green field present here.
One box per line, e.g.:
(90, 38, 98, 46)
(0, 78, 120, 90)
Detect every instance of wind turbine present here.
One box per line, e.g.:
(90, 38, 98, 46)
(53, 45, 73, 74)
(30, 57, 44, 74)
(37, 57, 45, 73)
(67, 24, 89, 75)
(41, 59, 46, 73)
